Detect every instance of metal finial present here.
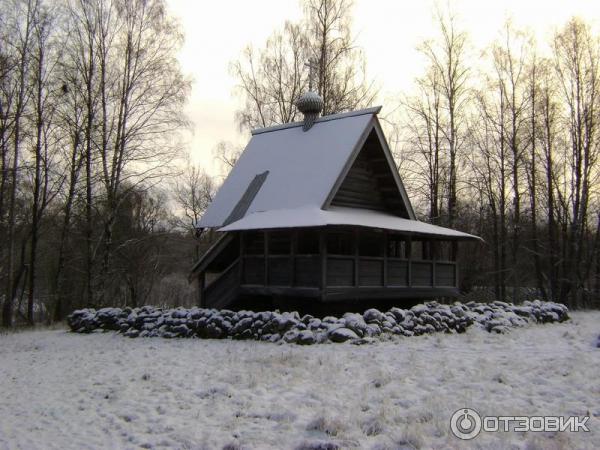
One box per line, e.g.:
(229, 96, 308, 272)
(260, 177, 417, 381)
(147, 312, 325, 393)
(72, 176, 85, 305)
(297, 58, 323, 131)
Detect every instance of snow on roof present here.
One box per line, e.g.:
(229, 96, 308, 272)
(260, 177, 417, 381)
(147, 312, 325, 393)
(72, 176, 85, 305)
(218, 206, 481, 240)
(251, 106, 381, 135)
(198, 108, 379, 228)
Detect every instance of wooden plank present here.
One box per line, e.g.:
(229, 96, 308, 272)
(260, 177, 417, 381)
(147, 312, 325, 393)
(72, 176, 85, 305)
(383, 233, 389, 286)
(323, 286, 459, 301)
(358, 259, 384, 286)
(407, 236, 412, 287)
(268, 257, 293, 286)
(291, 231, 297, 285)
(435, 263, 456, 287)
(411, 262, 433, 286)
(432, 241, 437, 288)
(388, 260, 408, 286)
(322, 117, 376, 209)
(295, 256, 320, 286)
(204, 259, 241, 309)
(327, 258, 354, 286)
(198, 273, 205, 307)
(243, 256, 265, 285)
(240, 285, 321, 299)
(264, 230, 268, 286)
(331, 199, 387, 211)
(320, 229, 327, 299)
(354, 229, 359, 287)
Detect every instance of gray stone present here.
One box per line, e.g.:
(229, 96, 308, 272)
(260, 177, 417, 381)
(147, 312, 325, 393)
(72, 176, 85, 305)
(328, 327, 359, 343)
(296, 330, 316, 345)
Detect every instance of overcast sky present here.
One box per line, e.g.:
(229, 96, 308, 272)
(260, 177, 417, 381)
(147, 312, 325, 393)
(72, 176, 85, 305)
(166, 0, 599, 175)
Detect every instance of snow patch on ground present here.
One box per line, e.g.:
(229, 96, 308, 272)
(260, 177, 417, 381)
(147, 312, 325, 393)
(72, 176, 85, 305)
(0, 311, 598, 449)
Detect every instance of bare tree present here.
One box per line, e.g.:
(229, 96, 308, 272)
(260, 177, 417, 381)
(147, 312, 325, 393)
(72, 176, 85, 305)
(231, 0, 377, 132)
(401, 66, 445, 224)
(26, 1, 60, 324)
(213, 140, 242, 178)
(95, 0, 190, 304)
(553, 18, 600, 306)
(304, 0, 376, 115)
(173, 159, 215, 243)
(2, 0, 36, 327)
(417, 8, 470, 227)
(490, 21, 533, 301)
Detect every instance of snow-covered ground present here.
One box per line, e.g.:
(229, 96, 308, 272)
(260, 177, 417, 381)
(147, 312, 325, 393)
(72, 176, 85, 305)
(1, 312, 598, 450)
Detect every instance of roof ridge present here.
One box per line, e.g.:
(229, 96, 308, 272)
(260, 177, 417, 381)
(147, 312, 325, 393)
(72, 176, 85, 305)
(251, 106, 382, 136)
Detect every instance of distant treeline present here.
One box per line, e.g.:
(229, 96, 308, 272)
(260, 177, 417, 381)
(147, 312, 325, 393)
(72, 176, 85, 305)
(227, 1, 600, 309)
(396, 15, 600, 309)
(2, 0, 599, 328)
(0, 0, 205, 327)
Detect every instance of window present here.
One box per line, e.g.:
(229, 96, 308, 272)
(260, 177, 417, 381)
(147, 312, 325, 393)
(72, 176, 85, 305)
(411, 241, 434, 260)
(359, 230, 384, 257)
(410, 241, 425, 260)
(297, 230, 319, 254)
(387, 236, 407, 258)
(327, 231, 354, 255)
(268, 231, 291, 255)
(244, 232, 264, 255)
(437, 241, 455, 261)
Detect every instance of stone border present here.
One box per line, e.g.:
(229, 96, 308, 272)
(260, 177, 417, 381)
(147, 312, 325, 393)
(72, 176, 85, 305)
(67, 300, 569, 345)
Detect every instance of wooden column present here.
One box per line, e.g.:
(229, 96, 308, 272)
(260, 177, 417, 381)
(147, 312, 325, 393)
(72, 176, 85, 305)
(198, 273, 205, 307)
(383, 231, 388, 287)
(353, 229, 360, 287)
(239, 232, 245, 285)
(319, 229, 327, 300)
(407, 236, 412, 287)
(452, 241, 459, 287)
(264, 231, 268, 286)
(291, 231, 297, 286)
(431, 240, 436, 287)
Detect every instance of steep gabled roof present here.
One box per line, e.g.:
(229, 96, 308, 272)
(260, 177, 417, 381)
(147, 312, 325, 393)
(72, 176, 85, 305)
(198, 107, 415, 229)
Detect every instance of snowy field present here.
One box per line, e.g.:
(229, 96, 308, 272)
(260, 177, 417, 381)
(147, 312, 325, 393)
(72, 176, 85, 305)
(0, 311, 599, 450)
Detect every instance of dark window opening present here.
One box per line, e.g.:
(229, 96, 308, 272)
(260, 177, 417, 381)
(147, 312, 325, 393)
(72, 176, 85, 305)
(410, 241, 431, 261)
(411, 240, 433, 260)
(327, 231, 354, 255)
(297, 229, 319, 254)
(359, 230, 384, 257)
(387, 236, 407, 258)
(244, 232, 264, 255)
(268, 231, 291, 255)
(437, 241, 454, 261)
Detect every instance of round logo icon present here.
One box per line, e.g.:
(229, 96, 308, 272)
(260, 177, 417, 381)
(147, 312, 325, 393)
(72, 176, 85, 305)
(450, 408, 482, 440)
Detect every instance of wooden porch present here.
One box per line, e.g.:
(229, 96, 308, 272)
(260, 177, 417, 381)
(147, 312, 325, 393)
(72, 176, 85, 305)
(200, 227, 460, 308)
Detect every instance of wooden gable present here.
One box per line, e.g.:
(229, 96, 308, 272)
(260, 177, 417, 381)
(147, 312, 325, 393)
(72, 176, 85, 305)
(328, 124, 413, 219)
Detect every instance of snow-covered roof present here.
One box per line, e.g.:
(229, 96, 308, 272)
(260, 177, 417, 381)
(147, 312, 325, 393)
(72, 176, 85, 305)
(198, 105, 478, 241)
(219, 206, 480, 240)
(199, 107, 403, 228)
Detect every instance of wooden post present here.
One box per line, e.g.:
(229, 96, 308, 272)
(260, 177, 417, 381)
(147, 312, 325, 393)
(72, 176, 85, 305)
(452, 240, 459, 287)
(354, 229, 360, 287)
(320, 229, 327, 300)
(431, 240, 437, 287)
(239, 232, 245, 285)
(264, 231, 268, 286)
(407, 235, 412, 287)
(383, 231, 388, 287)
(198, 273, 205, 307)
(291, 230, 297, 286)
